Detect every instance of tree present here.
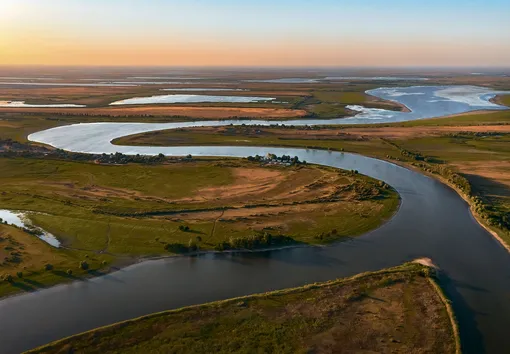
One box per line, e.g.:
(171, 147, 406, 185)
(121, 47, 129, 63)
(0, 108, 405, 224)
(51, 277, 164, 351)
(188, 239, 198, 252)
(79, 261, 89, 270)
(165, 242, 188, 253)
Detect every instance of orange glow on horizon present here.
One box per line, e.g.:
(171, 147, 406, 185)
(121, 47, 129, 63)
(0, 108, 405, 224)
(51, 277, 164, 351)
(1, 0, 509, 67)
(1, 34, 509, 67)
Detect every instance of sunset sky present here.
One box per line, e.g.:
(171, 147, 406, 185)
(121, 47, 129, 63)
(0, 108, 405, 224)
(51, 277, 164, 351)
(1, 0, 509, 67)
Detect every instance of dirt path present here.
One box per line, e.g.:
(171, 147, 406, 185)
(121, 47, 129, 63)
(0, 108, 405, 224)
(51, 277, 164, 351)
(209, 210, 225, 241)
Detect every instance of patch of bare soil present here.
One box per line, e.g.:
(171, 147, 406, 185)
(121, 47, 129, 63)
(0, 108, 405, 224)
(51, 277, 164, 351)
(0, 106, 307, 119)
(197, 168, 285, 200)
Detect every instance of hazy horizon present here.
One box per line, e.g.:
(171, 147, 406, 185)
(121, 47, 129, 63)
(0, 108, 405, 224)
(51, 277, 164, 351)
(1, 0, 510, 67)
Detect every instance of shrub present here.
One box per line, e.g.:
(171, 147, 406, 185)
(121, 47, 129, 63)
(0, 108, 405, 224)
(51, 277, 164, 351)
(79, 261, 89, 270)
(3, 274, 13, 283)
(16, 271, 23, 278)
(188, 241, 198, 252)
(164, 243, 188, 254)
(44, 264, 53, 271)
(214, 241, 231, 251)
(67, 269, 73, 276)
(178, 225, 190, 232)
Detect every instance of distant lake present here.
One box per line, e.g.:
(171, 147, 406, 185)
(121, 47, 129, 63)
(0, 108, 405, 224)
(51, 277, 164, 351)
(0, 82, 137, 87)
(243, 78, 320, 83)
(161, 88, 248, 92)
(0, 101, 85, 108)
(324, 76, 428, 81)
(0, 210, 60, 247)
(110, 94, 275, 105)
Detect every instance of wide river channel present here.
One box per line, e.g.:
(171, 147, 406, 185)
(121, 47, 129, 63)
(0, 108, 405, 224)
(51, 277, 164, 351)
(1, 85, 509, 353)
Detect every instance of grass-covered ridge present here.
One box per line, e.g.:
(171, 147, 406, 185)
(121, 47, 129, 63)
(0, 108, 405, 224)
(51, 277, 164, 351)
(26, 262, 458, 354)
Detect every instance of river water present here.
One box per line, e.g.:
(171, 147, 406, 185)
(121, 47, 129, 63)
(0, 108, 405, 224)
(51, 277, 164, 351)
(0, 85, 509, 353)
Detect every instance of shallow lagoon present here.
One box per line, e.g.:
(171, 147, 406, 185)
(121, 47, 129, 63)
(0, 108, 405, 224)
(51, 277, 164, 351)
(0, 210, 60, 247)
(0, 101, 85, 108)
(110, 94, 275, 105)
(243, 78, 320, 83)
(161, 88, 247, 92)
(325, 76, 429, 81)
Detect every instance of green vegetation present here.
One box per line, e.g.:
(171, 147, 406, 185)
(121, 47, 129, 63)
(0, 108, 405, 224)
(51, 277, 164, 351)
(0, 224, 113, 298)
(115, 112, 510, 247)
(399, 110, 510, 127)
(394, 134, 510, 238)
(27, 263, 457, 354)
(0, 155, 398, 297)
(496, 94, 510, 107)
(0, 157, 397, 251)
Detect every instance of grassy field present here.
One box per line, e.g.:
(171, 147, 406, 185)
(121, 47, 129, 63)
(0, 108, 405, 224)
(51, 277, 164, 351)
(0, 156, 398, 298)
(496, 94, 510, 106)
(0, 224, 114, 298)
(27, 262, 457, 354)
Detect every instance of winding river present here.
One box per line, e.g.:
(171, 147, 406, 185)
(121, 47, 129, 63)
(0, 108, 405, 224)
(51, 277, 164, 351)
(1, 85, 509, 353)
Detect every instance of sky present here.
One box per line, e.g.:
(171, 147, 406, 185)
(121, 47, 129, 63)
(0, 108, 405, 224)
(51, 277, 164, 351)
(1, 0, 509, 67)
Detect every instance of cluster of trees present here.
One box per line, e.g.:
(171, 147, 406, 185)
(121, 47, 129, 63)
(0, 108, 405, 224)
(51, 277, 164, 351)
(96, 152, 166, 165)
(163, 232, 297, 254)
(164, 242, 191, 254)
(226, 123, 333, 131)
(471, 196, 510, 230)
(246, 154, 305, 165)
(382, 139, 427, 162)
(215, 233, 296, 251)
(2, 259, 103, 284)
(178, 225, 190, 232)
(0, 139, 173, 166)
(1, 271, 29, 282)
(338, 180, 386, 201)
(1, 250, 21, 265)
(415, 162, 509, 232)
(314, 229, 339, 241)
(446, 132, 508, 139)
(0, 139, 35, 151)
